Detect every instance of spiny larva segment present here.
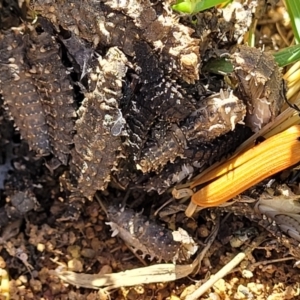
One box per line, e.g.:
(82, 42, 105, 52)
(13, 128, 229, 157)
(106, 205, 195, 263)
(33, 1, 140, 56)
(137, 90, 246, 173)
(231, 45, 284, 132)
(141, 124, 253, 194)
(26, 28, 77, 165)
(136, 123, 187, 174)
(33, 0, 100, 45)
(94, 4, 140, 56)
(126, 41, 195, 156)
(0, 31, 50, 155)
(103, 0, 200, 83)
(33, 0, 199, 84)
(69, 47, 128, 199)
(182, 90, 246, 140)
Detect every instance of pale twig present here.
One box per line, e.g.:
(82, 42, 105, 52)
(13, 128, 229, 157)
(53, 217, 219, 289)
(54, 263, 196, 290)
(185, 253, 246, 300)
(184, 233, 267, 300)
(246, 256, 296, 269)
(230, 256, 296, 275)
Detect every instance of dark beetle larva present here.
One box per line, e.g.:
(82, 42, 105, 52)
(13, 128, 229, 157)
(232, 45, 284, 132)
(69, 47, 128, 199)
(104, 0, 200, 83)
(33, 0, 100, 44)
(182, 90, 246, 141)
(137, 90, 246, 173)
(141, 124, 252, 194)
(126, 41, 195, 156)
(0, 30, 50, 155)
(26, 28, 77, 165)
(26, 29, 76, 165)
(136, 123, 187, 174)
(106, 205, 198, 263)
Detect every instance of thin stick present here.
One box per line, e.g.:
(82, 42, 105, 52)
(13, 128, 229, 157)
(230, 256, 296, 275)
(125, 243, 147, 266)
(192, 215, 220, 275)
(185, 233, 267, 300)
(185, 253, 246, 300)
(247, 256, 296, 268)
(153, 197, 175, 216)
(95, 193, 108, 216)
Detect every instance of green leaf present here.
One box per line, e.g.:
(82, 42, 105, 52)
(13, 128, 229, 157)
(202, 58, 233, 75)
(285, 0, 300, 44)
(172, 0, 197, 13)
(273, 43, 300, 67)
(203, 44, 300, 75)
(172, 0, 231, 14)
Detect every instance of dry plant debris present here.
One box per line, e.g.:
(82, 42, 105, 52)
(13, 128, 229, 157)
(0, 0, 300, 299)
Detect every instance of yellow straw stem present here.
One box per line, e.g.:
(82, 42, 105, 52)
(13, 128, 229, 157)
(191, 125, 300, 207)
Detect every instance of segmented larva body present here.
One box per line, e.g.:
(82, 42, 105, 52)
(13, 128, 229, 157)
(232, 45, 284, 132)
(106, 205, 196, 263)
(138, 90, 246, 173)
(34, 1, 140, 56)
(183, 90, 246, 140)
(33, 0, 100, 44)
(104, 0, 200, 83)
(34, 0, 199, 82)
(94, 4, 140, 56)
(126, 41, 195, 156)
(26, 29, 77, 165)
(69, 47, 128, 199)
(0, 31, 50, 155)
(136, 123, 187, 173)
